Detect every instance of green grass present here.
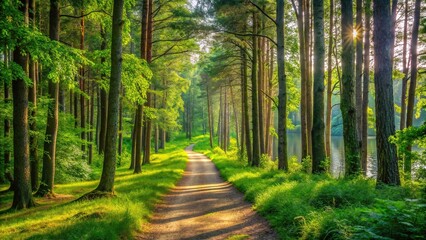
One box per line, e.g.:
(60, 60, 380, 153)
(191, 135, 426, 240)
(0, 138, 190, 240)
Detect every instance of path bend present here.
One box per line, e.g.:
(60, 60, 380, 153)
(138, 144, 277, 240)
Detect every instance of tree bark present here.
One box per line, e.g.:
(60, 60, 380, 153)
(325, 0, 334, 158)
(361, 0, 371, 174)
(95, 0, 124, 193)
(341, 0, 361, 176)
(29, 0, 38, 191)
(79, 12, 86, 155)
(207, 84, 214, 148)
(11, 0, 36, 209)
(355, 0, 363, 144)
(98, 25, 108, 154)
(304, 0, 312, 157)
(296, 0, 308, 160)
(4, 79, 14, 188)
(142, 0, 153, 165)
(399, 0, 408, 131)
(251, 13, 260, 167)
(373, 0, 400, 186)
(312, 0, 326, 173)
(242, 48, 252, 164)
(277, 0, 288, 170)
(405, 0, 421, 179)
(118, 86, 123, 157)
(36, 0, 60, 197)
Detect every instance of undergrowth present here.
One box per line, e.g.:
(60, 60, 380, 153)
(192, 135, 426, 240)
(0, 138, 188, 239)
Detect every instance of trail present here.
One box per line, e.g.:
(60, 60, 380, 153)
(138, 144, 277, 240)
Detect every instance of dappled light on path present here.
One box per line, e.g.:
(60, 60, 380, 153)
(138, 145, 276, 240)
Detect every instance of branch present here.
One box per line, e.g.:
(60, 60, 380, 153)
(248, 86, 278, 108)
(289, 0, 299, 19)
(152, 36, 193, 44)
(247, 0, 276, 25)
(60, 10, 111, 18)
(222, 30, 277, 46)
(151, 50, 191, 62)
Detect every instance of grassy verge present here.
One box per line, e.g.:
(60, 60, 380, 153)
(0, 139, 189, 240)
(191, 135, 426, 240)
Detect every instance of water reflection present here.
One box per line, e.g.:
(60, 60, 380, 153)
(276, 133, 378, 178)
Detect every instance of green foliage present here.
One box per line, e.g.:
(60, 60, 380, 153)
(192, 135, 426, 240)
(391, 123, 426, 180)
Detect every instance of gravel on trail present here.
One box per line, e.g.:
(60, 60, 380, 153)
(137, 144, 277, 240)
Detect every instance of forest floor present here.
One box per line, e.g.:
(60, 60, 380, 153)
(138, 144, 276, 240)
(0, 140, 188, 239)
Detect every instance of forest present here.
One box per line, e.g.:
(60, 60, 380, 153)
(0, 0, 426, 239)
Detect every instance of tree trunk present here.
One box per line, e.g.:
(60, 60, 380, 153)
(98, 25, 108, 154)
(79, 12, 86, 155)
(12, 0, 36, 209)
(304, 0, 312, 157)
(134, 105, 143, 173)
(325, 0, 334, 158)
(4, 79, 14, 188)
(399, 0, 408, 131)
(29, 0, 38, 191)
(88, 80, 95, 165)
(312, 0, 326, 173)
(251, 13, 260, 167)
(341, 0, 361, 176)
(36, 0, 60, 197)
(361, 0, 371, 174)
(242, 48, 252, 164)
(277, 0, 288, 170)
(373, 0, 400, 186)
(207, 84, 214, 148)
(143, 0, 153, 165)
(355, 0, 363, 144)
(130, 113, 137, 170)
(297, 0, 308, 160)
(118, 86, 123, 157)
(405, 0, 421, 179)
(95, 0, 124, 193)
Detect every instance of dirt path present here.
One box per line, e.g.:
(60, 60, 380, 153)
(138, 145, 277, 240)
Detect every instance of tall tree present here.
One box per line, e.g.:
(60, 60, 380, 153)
(28, 0, 38, 191)
(142, 0, 154, 165)
(312, 0, 326, 173)
(251, 13, 261, 167)
(325, 0, 334, 158)
(11, 0, 36, 209)
(405, 0, 421, 179)
(36, 0, 60, 197)
(277, 0, 288, 170)
(361, 0, 371, 174)
(373, 0, 400, 186)
(94, 0, 124, 194)
(399, 0, 409, 131)
(341, 0, 360, 176)
(134, 0, 149, 173)
(355, 0, 363, 144)
(98, 25, 108, 154)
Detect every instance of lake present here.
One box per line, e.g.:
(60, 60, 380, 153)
(275, 133, 378, 178)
